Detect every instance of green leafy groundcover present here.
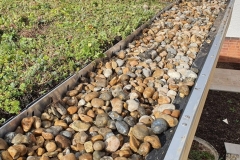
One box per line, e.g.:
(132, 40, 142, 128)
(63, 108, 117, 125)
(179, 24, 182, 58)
(0, 0, 167, 114)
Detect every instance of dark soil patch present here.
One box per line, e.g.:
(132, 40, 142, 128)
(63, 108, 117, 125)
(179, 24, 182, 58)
(195, 62, 240, 159)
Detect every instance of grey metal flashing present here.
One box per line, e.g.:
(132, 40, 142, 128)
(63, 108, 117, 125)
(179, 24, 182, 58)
(164, 0, 235, 159)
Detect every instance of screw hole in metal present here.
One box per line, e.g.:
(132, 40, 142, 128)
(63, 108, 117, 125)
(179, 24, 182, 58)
(182, 123, 187, 126)
(184, 115, 190, 119)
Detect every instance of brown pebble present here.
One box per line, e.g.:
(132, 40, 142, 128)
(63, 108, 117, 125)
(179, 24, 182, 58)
(91, 135, 104, 142)
(21, 117, 34, 132)
(115, 157, 128, 160)
(42, 132, 54, 140)
(8, 144, 27, 159)
(154, 111, 178, 127)
(54, 120, 68, 129)
(85, 92, 100, 102)
(62, 153, 77, 160)
(138, 142, 151, 156)
(66, 90, 79, 97)
(162, 109, 172, 115)
(109, 77, 118, 86)
(37, 147, 46, 156)
(91, 98, 105, 108)
(158, 96, 171, 105)
(55, 135, 71, 149)
(152, 91, 159, 100)
(45, 141, 57, 152)
(143, 87, 155, 99)
(77, 143, 85, 152)
(1, 150, 13, 160)
(129, 134, 140, 153)
(87, 109, 95, 118)
(67, 106, 78, 114)
(79, 114, 93, 123)
(0, 138, 8, 150)
(144, 135, 161, 149)
(118, 150, 131, 158)
(15, 126, 24, 134)
(79, 153, 93, 160)
(40, 155, 50, 160)
(171, 110, 181, 118)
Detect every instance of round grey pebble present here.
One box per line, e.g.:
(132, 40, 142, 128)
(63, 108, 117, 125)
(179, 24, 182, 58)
(151, 118, 168, 134)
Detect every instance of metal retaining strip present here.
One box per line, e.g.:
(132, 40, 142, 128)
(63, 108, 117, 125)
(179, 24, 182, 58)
(0, 0, 179, 138)
(164, 0, 235, 159)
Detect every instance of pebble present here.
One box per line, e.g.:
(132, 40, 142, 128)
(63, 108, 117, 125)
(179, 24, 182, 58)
(55, 134, 71, 148)
(129, 132, 140, 152)
(67, 106, 78, 114)
(139, 115, 153, 126)
(105, 135, 120, 152)
(84, 141, 94, 153)
(103, 69, 113, 78)
(132, 124, 149, 140)
(158, 96, 171, 104)
(11, 133, 29, 144)
(153, 104, 175, 113)
(154, 112, 178, 127)
(0, 138, 8, 150)
(124, 116, 136, 127)
(93, 151, 105, 160)
(142, 68, 151, 77)
(116, 121, 129, 135)
(171, 110, 181, 118)
(85, 92, 100, 102)
(138, 142, 151, 156)
(100, 91, 112, 101)
(116, 59, 125, 67)
(91, 98, 105, 108)
(179, 85, 190, 97)
(143, 87, 155, 98)
(62, 153, 77, 160)
(21, 117, 34, 132)
(69, 120, 91, 132)
(94, 113, 109, 127)
(33, 116, 42, 129)
(79, 153, 93, 160)
(55, 102, 67, 115)
(126, 99, 139, 112)
(111, 98, 123, 114)
(45, 141, 57, 152)
(167, 70, 181, 79)
(79, 114, 93, 123)
(144, 135, 161, 149)
(151, 118, 168, 134)
(72, 131, 88, 144)
(93, 141, 105, 151)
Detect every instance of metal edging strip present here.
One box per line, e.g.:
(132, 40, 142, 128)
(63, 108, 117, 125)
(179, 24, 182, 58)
(164, 0, 235, 159)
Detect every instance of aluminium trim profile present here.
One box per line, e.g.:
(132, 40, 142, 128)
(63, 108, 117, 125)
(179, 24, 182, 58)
(164, 0, 235, 159)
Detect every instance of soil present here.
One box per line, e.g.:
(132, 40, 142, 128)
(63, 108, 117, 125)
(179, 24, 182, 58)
(194, 62, 240, 159)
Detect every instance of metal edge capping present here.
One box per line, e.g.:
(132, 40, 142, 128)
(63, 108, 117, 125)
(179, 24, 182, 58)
(164, 0, 235, 159)
(0, 1, 179, 138)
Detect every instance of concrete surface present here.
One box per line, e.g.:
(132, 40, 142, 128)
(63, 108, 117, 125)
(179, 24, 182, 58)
(210, 68, 240, 92)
